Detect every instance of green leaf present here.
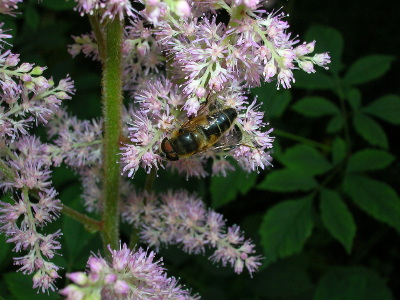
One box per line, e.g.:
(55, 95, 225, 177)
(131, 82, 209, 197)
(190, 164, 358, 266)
(304, 25, 344, 75)
(353, 113, 388, 148)
(343, 175, 400, 233)
(343, 55, 395, 85)
(346, 88, 362, 110)
(326, 114, 344, 133)
(252, 85, 292, 118)
(293, 70, 335, 90)
(279, 144, 332, 176)
(211, 169, 258, 209)
(315, 266, 394, 300)
(332, 137, 346, 165)
(363, 94, 400, 125)
(257, 169, 318, 192)
(320, 189, 356, 253)
(347, 149, 395, 172)
(4, 272, 60, 300)
(291, 96, 339, 117)
(259, 196, 314, 265)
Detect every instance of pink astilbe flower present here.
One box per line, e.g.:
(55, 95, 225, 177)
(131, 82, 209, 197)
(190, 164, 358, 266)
(0, 0, 23, 15)
(122, 190, 263, 276)
(74, 0, 136, 21)
(0, 136, 63, 292)
(60, 243, 200, 300)
(0, 49, 75, 143)
(46, 108, 103, 168)
(67, 33, 100, 61)
(122, 19, 164, 92)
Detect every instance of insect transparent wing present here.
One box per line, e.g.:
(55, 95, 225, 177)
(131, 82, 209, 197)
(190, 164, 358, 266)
(212, 124, 243, 151)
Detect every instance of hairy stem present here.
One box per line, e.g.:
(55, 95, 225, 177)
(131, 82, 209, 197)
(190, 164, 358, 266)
(100, 18, 123, 250)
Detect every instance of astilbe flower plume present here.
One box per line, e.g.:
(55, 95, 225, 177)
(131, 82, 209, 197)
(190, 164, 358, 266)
(0, 136, 63, 292)
(67, 0, 327, 177)
(0, 22, 75, 291)
(60, 243, 200, 300)
(122, 189, 262, 276)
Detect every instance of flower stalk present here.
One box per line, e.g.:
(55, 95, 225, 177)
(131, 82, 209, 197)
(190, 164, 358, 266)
(100, 18, 123, 250)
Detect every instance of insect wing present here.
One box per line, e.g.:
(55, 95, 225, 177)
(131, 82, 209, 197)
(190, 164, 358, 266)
(212, 124, 243, 152)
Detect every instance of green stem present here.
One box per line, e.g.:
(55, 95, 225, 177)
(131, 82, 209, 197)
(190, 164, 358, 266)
(274, 129, 330, 151)
(61, 204, 102, 232)
(89, 14, 106, 63)
(100, 18, 123, 250)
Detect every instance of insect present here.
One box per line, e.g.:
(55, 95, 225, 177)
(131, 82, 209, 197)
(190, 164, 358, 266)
(160, 107, 242, 161)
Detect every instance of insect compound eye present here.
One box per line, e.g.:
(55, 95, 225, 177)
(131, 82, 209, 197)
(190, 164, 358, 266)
(161, 137, 180, 161)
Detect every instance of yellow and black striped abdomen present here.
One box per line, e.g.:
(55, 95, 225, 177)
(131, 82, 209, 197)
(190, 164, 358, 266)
(161, 107, 238, 161)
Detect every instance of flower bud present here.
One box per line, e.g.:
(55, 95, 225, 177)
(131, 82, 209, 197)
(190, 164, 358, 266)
(5, 52, 20, 67)
(67, 272, 88, 285)
(16, 63, 34, 73)
(299, 60, 315, 73)
(30, 66, 46, 75)
(176, 0, 191, 17)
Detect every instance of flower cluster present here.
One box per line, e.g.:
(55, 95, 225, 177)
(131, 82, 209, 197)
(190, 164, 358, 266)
(46, 108, 103, 168)
(73, 0, 136, 21)
(60, 243, 199, 299)
(0, 48, 75, 143)
(68, 1, 329, 178)
(122, 189, 262, 276)
(120, 77, 274, 178)
(0, 136, 62, 292)
(67, 33, 100, 61)
(0, 21, 74, 292)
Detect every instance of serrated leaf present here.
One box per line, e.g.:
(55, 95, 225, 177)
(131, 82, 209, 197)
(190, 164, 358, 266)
(4, 272, 60, 300)
(344, 55, 395, 85)
(353, 113, 388, 148)
(292, 96, 339, 117)
(363, 94, 400, 125)
(332, 137, 346, 165)
(320, 189, 356, 253)
(211, 169, 258, 209)
(315, 266, 394, 300)
(346, 88, 362, 110)
(279, 144, 332, 176)
(304, 25, 344, 74)
(257, 169, 318, 192)
(347, 149, 395, 172)
(259, 196, 314, 265)
(293, 70, 335, 90)
(326, 114, 344, 133)
(343, 175, 400, 233)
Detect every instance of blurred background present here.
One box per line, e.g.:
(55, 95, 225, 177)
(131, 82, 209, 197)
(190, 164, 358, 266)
(0, 0, 399, 299)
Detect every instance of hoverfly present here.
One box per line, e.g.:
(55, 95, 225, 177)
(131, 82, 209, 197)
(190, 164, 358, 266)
(160, 106, 242, 161)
